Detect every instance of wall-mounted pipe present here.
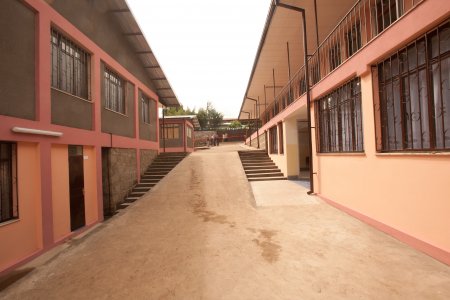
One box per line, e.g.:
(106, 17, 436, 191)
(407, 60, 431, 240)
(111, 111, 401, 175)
(274, 0, 315, 195)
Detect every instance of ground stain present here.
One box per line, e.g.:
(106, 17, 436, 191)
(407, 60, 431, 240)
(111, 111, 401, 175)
(189, 168, 236, 228)
(249, 228, 281, 263)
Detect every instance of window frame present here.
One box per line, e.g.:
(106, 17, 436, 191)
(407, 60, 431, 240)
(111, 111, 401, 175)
(0, 142, 18, 224)
(278, 122, 284, 155)
(104, 67, 126, 115)
(51, 28, 91, 100)
(269, 125, 278, 154)
(141, 95, 151, 124)
(161, 124, 181, 140)
(315, 77, 364, 153)
(375, 20, 450, 152)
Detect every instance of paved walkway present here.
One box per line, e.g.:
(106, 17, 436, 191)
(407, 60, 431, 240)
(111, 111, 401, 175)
(1, 143, 449, 299)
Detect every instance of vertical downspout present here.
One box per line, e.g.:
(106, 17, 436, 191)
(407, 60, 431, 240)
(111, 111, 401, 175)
(275, 1, 315, 195)
(162, 107, 166, 153)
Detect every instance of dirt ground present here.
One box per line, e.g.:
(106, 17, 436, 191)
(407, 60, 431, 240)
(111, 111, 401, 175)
(1, 142, 449, 299)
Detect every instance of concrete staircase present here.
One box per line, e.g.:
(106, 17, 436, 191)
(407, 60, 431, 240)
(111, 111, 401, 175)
(118, 152, 188, 209)
(238, 150, 286, 181)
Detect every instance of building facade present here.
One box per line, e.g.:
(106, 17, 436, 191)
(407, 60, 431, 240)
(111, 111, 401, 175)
(160, 116, 198, 153)
(0, 0, 179, 274)
(240, 0, 449, 265)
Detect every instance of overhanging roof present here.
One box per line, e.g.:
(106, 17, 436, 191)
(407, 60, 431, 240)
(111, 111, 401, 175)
(109, 0, 180, 107)
(239, 0, 356, 119)
(161, 115, 200, 129)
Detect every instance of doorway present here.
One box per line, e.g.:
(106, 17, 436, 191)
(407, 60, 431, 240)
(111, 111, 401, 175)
(101, 147, 114, 217)
(297, 121, 310, 180)
(68, 145, 85, 231)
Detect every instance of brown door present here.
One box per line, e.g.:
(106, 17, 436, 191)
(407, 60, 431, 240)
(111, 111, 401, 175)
(68, 145, 85, 231)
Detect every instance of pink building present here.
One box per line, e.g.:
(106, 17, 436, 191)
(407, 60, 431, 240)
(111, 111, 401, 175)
(160, 115, 199, 153)
(0, 0, 179, 274)
(240, 0, 449, 265)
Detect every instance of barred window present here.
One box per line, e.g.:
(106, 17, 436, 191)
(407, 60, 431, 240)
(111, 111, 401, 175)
(373, 0, 402, 35)
(161, 124, 180, 140)
(269, 125, 278, 154)
(329, 42, 341, 71)
(346, 21, 362, 58)
(104, 68, 125, 114)
(0, 142, 18, 223)
(186, 126, 192, 138)
(376, 20, 450, 151)
(51, 29, 90, 99)
(316, 78, 364, 153)
(141, 95, 150, 124)
(278, 122, 284, 154)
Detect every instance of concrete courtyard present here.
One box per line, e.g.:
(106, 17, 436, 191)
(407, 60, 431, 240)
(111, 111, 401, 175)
(0, 143, 449, 299)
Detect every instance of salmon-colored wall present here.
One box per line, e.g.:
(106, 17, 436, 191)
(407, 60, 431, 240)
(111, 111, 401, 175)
(51, 145, 70, 242)
(0, 142, 42, 271)
(314, 73, 450, 254)
(83, 146, 98, 226)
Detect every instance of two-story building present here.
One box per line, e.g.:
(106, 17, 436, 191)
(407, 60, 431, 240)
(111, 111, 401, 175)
(0, 0, 179, 274)
(240, 0, 449, 265)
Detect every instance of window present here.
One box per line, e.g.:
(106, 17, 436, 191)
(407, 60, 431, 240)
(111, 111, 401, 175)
(161, 124, 180, 140)
(278, 122, 284, 154)
(310, 59, 320, 85)
(329, 42, 341, 71)
(141, 95, 150, 124)
(269, 126, 278, 154)
(346, 21, 362, 58)
(315, 78, 364, 153)
(104, 68, 125, 114)
(373, 0, 403, 34)
(0, 142, 18, 223)
(51, 29, 90, 99)
(376, 20, 450, 151)
(186, 126, 193, 139)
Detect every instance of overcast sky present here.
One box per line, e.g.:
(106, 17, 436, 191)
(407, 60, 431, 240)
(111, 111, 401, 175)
(127, 0, 272, 118)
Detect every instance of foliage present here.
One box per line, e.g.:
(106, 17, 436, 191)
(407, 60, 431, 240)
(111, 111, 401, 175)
(229, 120, 242, 129)
(164, 106, 196, 116)
(196, 102, 224, 130)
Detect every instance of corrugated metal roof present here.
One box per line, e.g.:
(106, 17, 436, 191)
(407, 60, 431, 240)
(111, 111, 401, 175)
(108, 0, 180, 107)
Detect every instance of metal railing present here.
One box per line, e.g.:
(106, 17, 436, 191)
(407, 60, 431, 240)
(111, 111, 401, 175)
(260, 0, 423, 125)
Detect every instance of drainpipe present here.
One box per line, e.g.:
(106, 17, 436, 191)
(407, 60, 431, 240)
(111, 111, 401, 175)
(274, 0, 315, 195)
(241, 111, 250, 145)
(162, 107, 166, 153)
(246, 97, 260, 149)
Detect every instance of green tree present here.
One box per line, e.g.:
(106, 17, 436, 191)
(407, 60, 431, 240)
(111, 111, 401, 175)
(195, 102, 224, 130)
(229, 120, 242, 129)
(165, 106, 196, 116)
(197, 108, 208, 129)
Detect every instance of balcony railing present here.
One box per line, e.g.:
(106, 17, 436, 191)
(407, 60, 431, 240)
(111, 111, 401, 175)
(260, 0, 423, 126)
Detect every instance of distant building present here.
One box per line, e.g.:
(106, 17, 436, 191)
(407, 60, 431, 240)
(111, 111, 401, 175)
(160, 115, 199, 153)
(240, 0, 450, 265)
(0, 0, 179, 274)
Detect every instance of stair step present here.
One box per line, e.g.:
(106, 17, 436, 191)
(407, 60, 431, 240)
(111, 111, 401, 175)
(247, 172, 284, 178)
(248, 177, 287, 181)
(243, 165, 278, 170)
(245, 169, 281, 174)
(124, 197, 140, 202)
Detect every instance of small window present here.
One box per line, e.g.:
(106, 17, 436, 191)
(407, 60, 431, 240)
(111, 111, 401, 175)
(269, 126, 278, 154)
(104, 68, 125, 114)
(373, 0, 403, 34)
(141, 95, 150, 124)
(51, 29, 90, 99)
(278, 122, 284, 154)
(186, 126, 192, 138)
(161, 124, 180, 140)
(346, 21, 362, 57)
(0, 142, 18, 223)
(329, 42, 341, 71)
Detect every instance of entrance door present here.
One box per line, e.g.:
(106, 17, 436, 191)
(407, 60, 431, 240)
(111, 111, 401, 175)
(68, 145, 85, 231)
(297, 121, 310, 180)
(101, 147, 113, 217)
